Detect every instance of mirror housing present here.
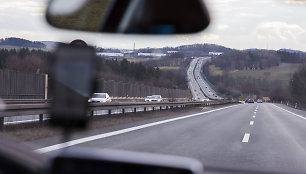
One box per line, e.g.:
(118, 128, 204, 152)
(50, 148, 204, 174)
(46, 0, 210, 34)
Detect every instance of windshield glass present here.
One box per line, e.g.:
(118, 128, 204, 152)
(92, 93, 106, 98)
(1, 1, 306, 174)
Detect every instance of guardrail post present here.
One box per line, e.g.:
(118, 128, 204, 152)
(134, 108, 137, 113)
(90, 111, 94, 117)
(122, 108, 125, 114)
(152, 107, 155, 111)
(166, 106, 168, 110)
(0, 117, 3, 131)
(160, 106, 162, 110)
(39, 114, 43, 124)
(144, 107, 146, 112)
(108, 109, 111, 115)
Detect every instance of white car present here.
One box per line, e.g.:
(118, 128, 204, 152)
(89, 93, 111, 103)
(145, 95, 163, 102)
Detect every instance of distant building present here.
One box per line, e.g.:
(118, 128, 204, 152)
(209, 52, 223, 56)
(137, 53, 166, 57)
(96, 52, 124, 57)
(167, 51, 178, 53)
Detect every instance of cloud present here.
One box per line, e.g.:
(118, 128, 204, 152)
(283, 0, 306, 4)
(216, 24, 229, 30)
(255, 21, 306, 41)
(175, 33, 220, 43)
(199, 33, 220, 41)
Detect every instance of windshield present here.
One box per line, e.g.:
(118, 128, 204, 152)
(1, 0, 306, 174)
(92, 93, 106, 98)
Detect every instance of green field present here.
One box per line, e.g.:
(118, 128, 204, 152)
(228, 63, 300, 81)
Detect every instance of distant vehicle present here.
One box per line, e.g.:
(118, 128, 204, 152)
(248, 99, 255, 103)
(88, 93, 111, 103)
(257, 99, 263, 103)
(145, 95, 162, 102)
(145, 96, 153, 102)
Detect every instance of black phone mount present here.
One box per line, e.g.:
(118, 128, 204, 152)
(49, 42, 97, 141)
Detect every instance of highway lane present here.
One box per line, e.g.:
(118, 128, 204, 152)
(31, 103, 306, 173)
(194, 57, 221, 100)
(187, 58, 208, 100)
(187, 57, 221, 101)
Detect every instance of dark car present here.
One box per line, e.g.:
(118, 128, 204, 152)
(248, 99, 255, 103)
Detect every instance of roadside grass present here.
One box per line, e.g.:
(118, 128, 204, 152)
(229, 63, 299, 81)
(209, 65, 223, 76)
(157, 66, 180, 70)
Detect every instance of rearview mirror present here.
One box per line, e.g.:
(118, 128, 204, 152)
(46, 0, 210, 34)
(50, 149, 204, 174)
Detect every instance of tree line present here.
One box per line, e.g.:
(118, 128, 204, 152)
(290, 65, 306, 105)
(98, 58, 187, 89)
(203, 49, 306, 108)
(0, 48, 51, 73)
(211, 49, 306, 71)
(0, 48, 187, 89)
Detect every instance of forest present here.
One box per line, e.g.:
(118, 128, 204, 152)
(0, 48, 187, 89)
(211, 49, 306, 71)
(203, 49, 306, 107)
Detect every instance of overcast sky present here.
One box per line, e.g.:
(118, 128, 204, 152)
(1, 0, 306, 51)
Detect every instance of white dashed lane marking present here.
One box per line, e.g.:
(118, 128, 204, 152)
(242, 133, 250, 143)
(250, 121, 254, 125)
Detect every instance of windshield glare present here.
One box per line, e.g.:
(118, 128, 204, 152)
(1, 0, 306, 174)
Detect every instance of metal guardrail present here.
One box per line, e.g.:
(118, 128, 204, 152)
(0, 100, 237, 130)
(0, 99, 51, 104)
(0, 98, 189, 104)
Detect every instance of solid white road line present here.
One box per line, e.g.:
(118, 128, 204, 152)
(34, 104, 240, 154)
(250, 121, 254, 125)
(242, 133, 250, 143)
(272, 104, 306, 120)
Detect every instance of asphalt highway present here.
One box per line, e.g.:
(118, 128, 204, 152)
(195, 57, 222, 100)
(31, 103, 306, 174)
(187, 57, 221, 101)
(187, 58, 208, 100)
